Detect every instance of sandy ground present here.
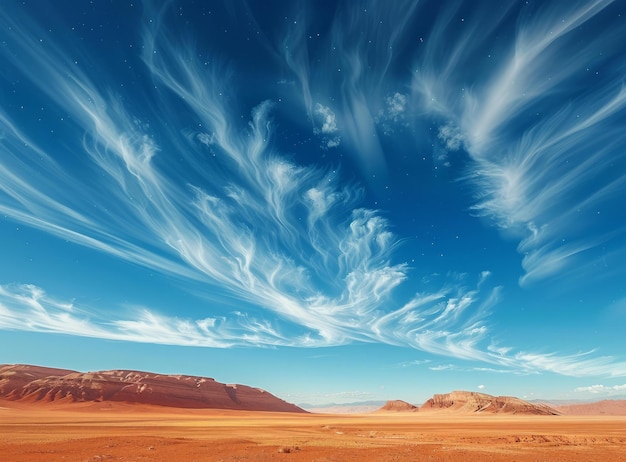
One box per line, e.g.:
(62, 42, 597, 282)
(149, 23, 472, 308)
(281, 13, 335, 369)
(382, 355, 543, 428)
(1, 400, 625, 461)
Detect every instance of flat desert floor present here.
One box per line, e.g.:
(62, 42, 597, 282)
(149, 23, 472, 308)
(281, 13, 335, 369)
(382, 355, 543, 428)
(1, 400, 625, 461)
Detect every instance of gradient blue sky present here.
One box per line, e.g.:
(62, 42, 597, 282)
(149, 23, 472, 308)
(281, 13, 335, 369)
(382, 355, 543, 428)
(1, 0, 626, 406)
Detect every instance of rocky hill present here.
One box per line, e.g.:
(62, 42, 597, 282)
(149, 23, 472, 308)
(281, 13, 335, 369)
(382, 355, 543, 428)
(420, 391, 559, 415)
(378, 400, 418, 412)
(0, 364, 305, 412)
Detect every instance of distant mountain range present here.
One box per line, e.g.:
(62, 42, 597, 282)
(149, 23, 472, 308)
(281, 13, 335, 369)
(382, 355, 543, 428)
(3, 364, 625, 416)
(0, 364, 305, 413)
(551, 400, 626, 416)
(375, 392, 558, 415)
(309, 394, 626, 416)
(303, 400, 387, 414)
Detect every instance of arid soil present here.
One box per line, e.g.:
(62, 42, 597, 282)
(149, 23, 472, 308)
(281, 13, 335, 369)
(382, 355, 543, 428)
(2, 399, 625, 461)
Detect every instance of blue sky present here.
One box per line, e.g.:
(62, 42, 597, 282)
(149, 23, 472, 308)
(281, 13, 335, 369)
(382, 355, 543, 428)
(1, 0, 626, 406)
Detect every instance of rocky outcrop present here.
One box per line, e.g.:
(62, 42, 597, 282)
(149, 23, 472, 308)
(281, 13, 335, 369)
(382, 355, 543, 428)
(0, 364, 305, 413)
(378, 400, 418, 412)
(0, 364, 75, 396)
(420, 391, 559, 415)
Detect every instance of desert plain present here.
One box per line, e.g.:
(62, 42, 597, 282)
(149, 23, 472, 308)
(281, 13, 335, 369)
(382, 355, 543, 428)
(2, 400, 625, 462)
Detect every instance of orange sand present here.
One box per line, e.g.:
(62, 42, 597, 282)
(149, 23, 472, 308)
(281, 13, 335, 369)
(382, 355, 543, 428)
(1, 399, 625, 461)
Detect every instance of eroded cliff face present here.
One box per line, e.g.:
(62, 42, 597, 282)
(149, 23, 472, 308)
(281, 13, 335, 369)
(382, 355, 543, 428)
(421, 391, 559, 415)
(0, 364, 305, 412)
(0, 364, 75, 396)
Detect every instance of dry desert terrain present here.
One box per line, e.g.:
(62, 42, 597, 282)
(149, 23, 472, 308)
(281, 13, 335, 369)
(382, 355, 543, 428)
(1, 399, 625, 461)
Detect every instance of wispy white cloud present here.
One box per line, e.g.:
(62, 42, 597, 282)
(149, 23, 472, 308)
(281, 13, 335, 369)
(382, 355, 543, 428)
(315, 104, 339, 135)
(437, 123, 465, 152)
(313, 103, 341, 148)
(412, 0, 626, 285)
(4, 279, 626, 378)
(376, 92, 409, 136)
(395, 359, 432, 368)
(510, 351, 626, 378)
(1, 1, 626, 380)
(1, 5, 494, 356)
(281, 1, 420, 179)
(0, 283, 230, 347)
(574, 384, 626, 394)
(385, 93, 407, 120)
(429, 364, 456, 371)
